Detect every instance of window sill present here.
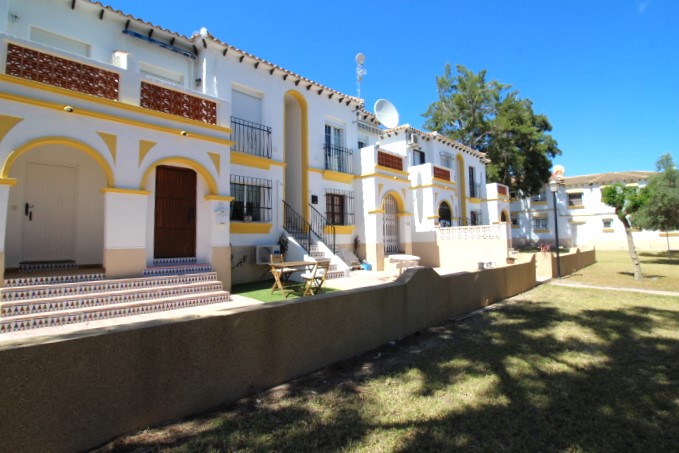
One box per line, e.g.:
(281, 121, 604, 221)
(534, 229, 550, 233)
(230, 222, 273, 234)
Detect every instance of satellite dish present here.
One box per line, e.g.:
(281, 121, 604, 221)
(355, 52, 365, 65)
(374, 99, 399, 129)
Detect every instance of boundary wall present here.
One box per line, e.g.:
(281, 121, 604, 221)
(0, 260, 536, 453)
(535, 247, 597, 279)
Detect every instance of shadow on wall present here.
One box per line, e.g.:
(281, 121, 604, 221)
(0, 259, 538, 453)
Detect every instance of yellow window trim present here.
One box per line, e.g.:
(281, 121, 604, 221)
(368, 209, 385, 214)
(326, 225, 355, 235)
(511, 225, 520, 229)
(322, 169, 354, 184)
(602, 228, 615, 233)
(230, 222, 273, 234)
(534, 229, 550, 233)
(205, 195, 234, 202)
(231, 152, 285, 170)
(532, 201, 548, 206)
(469, 197, 482, 204)
(568, 205, 585, 209)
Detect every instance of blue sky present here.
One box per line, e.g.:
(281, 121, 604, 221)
(105, 0, 678, 176)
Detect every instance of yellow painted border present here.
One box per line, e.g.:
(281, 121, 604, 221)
(230, 222, 273, 234)
(140, 156, 218, 195)
(0, 81, 233, 147)
(568, 205, 585, 210)
(534, 229, 550, 233)
(368, 209, 385, 214)
(469, 197, 482, 204)
(323, 169, 354, 184)
(205, 195, 234, 202)
(0, 178, 17, 186)
(602, 228, 615, 233)
(433, 177, 456, 186)
(359, 173, 410, 184)
(374, 164, 408, 177)
(231, 151, 285, 170)
(456, 154, 467, 222)
(660, 232, 679, 237)
(325, 225, 355, 235)
(2, 136, 115, 186)
(102, 188, 150, 195)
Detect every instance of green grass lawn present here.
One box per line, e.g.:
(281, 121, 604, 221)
(232, 279, 339, 303)
(99, 253, 679, 452)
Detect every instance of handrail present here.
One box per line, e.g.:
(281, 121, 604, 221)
(282, 201, 312, 253)
(309, 204, 336, 254)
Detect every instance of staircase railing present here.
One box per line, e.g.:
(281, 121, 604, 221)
(282, 201, 312, 252)
(309, 204, 336, 254)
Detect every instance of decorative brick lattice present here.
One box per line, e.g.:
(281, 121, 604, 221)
(5, 43, 119, 100)
(433, 166, 451, 181)
(436, 225, 503, 241)
(377, 151, 403, 171)
(140, 82, 217, 124)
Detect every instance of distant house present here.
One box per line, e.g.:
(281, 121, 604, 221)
(510, 171, 678, 250)
(0, 0, 509, 290)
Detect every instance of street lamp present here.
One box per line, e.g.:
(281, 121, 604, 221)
(548, 178, 561, 278)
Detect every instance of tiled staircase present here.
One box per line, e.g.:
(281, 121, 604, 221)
(308, 245, 346, 280)
(1, 258, 230, 335)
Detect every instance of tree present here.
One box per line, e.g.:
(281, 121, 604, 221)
(422, 64, 561, 194)
(601, 183, 647, 280)
(634, 153, 679, 257)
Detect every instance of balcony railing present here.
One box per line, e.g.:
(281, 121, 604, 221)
(231, 116, 272, 158)
(324, 143, 353, 174)
(140, 82, 217, 124)
(5, 43, 119, 100)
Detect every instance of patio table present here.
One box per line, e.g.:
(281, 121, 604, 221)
(270, 260, 317, 296)
(389, 254, 421, 275)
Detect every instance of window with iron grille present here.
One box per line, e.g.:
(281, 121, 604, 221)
(230, 175, 272, 222)
(325, 189, 355, 225)
(533, 217, 549, 230)
(532, 191, 547, 202)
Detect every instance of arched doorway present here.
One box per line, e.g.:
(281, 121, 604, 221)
(4, 138, 109, 268)
(383, 194, 399, 254)
(438, 201, 452, 227)
(501, 210, 509, 223)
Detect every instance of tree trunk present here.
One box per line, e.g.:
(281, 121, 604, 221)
(666, 230, 671, 260)
(624, 226, 643, 280)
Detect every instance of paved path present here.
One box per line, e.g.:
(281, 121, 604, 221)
(549, 281, 679, 297)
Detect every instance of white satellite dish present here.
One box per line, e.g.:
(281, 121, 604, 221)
(355, 52, 365, 65)
(374, 99, 399, 129)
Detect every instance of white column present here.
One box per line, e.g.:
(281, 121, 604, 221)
(103, 190, 149, 278)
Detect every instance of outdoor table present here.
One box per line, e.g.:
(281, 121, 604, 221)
(270, 260, 317, 296)
(389, 254, 421, 275)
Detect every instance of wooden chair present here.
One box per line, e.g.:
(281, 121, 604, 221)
(300, 259, 330, 296)
(270, 254, 296, 294)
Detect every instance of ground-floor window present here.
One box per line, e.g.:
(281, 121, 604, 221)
(325, 189, 354, 225)
(230, 175, 272, 222)
(533, 217, 548, 230)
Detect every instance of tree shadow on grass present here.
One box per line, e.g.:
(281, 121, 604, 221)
(97, 296, 679, 452)
(618, 271, 666, 279)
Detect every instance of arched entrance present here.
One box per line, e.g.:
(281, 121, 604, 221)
(383, 194, 400, 254)
(438, 201, 452, 227)
(3, 138, 109, 268)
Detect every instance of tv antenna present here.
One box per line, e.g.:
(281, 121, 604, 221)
(355, 53, 366, 98)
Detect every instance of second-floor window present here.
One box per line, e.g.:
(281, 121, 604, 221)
(412, 150, 425, 166)
(324, 125, 352, 173)
(440, 152, 453, 169)
(469, 167, 478, 198)
(603, 218, 613, 228)
(568, 192, 584, 206)
(533, 217, 548, 230)
(230, 175, 272, 222)
(532, 191, 547, 202)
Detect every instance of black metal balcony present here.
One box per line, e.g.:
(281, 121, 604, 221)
(230, 116, 272, 158)
(324, 143, 353, 174)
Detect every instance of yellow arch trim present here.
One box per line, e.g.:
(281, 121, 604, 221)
(1, 136, 114, 186)
(284, 90, 309, 221)
(456, 154, 467, 219)
(382, 190, 406, 213)
(140, 156, 218, 195)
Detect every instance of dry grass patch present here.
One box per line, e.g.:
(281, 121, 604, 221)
(560, 250, 679, 292)
(95, 283, 679, 452)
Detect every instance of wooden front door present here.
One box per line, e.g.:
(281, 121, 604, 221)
(154, 166, 196, 259)
(22, 163, 77, 262)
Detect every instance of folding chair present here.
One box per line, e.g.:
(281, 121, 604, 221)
(270, 254, 296, 294)
(300, 259, 330, 296)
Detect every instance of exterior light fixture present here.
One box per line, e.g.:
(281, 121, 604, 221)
(180, 130, 188, 136)
(63, 105, 74, 112)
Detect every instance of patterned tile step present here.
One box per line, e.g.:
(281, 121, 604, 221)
(0, 291, 231, 334)
(1, 272, 219, 301)
(152, 257, 197, 266)
(19, 261, 77, 272)
(144, 264, 214, 277)
(326, 271, 346, 279)
(4, 273, 105, 288)
(1, 281, 224, 317)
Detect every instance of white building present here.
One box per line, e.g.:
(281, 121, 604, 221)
(511, 170, 678, 251)
(0, 0, 504, 289)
